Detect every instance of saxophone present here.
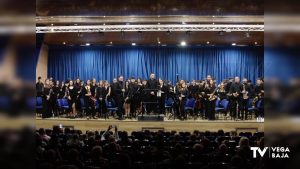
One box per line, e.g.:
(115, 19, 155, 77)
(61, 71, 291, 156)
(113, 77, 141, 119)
(86, 86, 97, 106)
(208, 89, 217, 101)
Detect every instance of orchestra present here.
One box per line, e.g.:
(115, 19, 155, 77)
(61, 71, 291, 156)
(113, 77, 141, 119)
(36, 74, 264, 120)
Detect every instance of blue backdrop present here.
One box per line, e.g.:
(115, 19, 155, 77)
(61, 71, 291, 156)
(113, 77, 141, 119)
(48, 46, 263, 84)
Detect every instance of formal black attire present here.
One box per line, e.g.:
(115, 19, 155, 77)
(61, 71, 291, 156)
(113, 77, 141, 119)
(146, 78, 160, 113)
(96, 86, 108, 117)
(128, 82, 139, 117)
(229, 82, 243, 119)
(36, 82, 44, 97)
(111, 81, 124, 118)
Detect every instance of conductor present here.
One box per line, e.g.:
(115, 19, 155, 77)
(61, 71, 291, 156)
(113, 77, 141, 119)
(146, 73, 160, 114)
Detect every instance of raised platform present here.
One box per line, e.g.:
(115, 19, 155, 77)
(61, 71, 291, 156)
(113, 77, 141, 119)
(35, 117, 264, 133)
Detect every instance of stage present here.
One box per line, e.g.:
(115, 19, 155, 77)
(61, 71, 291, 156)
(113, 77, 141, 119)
(35, 117, 264, 133)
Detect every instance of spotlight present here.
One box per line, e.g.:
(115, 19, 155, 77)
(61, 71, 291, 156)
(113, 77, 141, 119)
(166, 30, 171, 36)
(51, 23, 54, 26)
(255, 42, 258, 45)
(218, 31, 225, 36)
(206, 41, 210, 44)
(245, 32, 251, 38)
(121, 30, 125, 37)
(132, 43, 136, 46)
(180, 41, 186, 46)
(158, 41, 161, 44)
(110, 41, 113, 44)
(232, 43, 236, 46)
(85, 43, 90, 46)
(62, 42, 66, 45)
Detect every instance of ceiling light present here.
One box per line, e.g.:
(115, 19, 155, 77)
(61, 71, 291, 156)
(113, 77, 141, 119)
(110, 41, 113, 44)
(218, 31, 225, 36)
(255, 42, 258, 45)
(245, 32, 251, 38)
(132, 43, 136, 46)
(62, 42, 66, 45)
(180, 41, 186, 46)
(85, 43, 90, 46)
(158, 41, 161, 44)
(166, 30, 171, 35)
(207, 41, 210, 44)
(232, 43, 236, 46)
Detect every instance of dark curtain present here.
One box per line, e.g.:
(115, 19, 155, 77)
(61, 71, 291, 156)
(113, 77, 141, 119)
(48, 46, 263, 84)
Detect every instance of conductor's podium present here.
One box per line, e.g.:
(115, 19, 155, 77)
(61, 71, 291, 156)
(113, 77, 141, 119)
(137, 114, 164, 121)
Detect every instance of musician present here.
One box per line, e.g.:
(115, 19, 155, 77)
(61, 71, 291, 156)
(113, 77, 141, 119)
(176, 80, 189, 119)
(254, 78, 264, 98)
(204, 79, 217, 120)
(158, 78, 166, 114)
(127, 78, 139, 118)
(82, 80, 96, 119)
(124, 80, 130, 118)
(229, 77, 243, 120)
(96, 80, 109, 117)
(217, 82, 227, 101)
(111, 76, 125, 119)
(67, 80, 77, 118)
(42, 79, 52, 118)
(36, 76, 44, 97)
(51, 80, 60, 116)
(253, 78, 264, 117)
(146, 73, 160, 114)
(240, 78, 251, 120)
(188, 80, 200, 98)
(91, 78, 97, 97)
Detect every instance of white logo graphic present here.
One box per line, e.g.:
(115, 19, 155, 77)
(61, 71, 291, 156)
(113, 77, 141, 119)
(251, 147, 290, 159)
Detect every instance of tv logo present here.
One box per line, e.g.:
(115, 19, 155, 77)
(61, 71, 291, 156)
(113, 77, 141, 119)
(251, 147, 290, 159)
(251, 147, 268, 158)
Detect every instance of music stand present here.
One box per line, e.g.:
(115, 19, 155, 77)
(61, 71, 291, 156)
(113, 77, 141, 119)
(141, 89, 160, 118)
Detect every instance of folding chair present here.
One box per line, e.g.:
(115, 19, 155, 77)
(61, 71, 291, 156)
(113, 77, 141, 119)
(165, 97, 175, 120)
(184, 98, 196, 119)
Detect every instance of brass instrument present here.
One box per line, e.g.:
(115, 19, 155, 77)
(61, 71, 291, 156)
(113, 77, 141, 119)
(208, 90, 217, 101)
(86, 85, 97, 106)
(242, 84, 249, 99)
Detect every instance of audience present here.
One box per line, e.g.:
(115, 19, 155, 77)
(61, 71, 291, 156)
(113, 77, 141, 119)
(36, 126, 264, 169)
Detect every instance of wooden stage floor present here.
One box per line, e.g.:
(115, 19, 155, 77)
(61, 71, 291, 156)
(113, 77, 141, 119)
(36, 117, 264, 133)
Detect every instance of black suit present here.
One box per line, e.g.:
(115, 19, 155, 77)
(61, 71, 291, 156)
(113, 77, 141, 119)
(111, 81, 124, 118)
(146, 78, 159, 113)
(128, 83, 138, 116)
(96, 87, 108, 116)
(229, 82, 243, 119)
